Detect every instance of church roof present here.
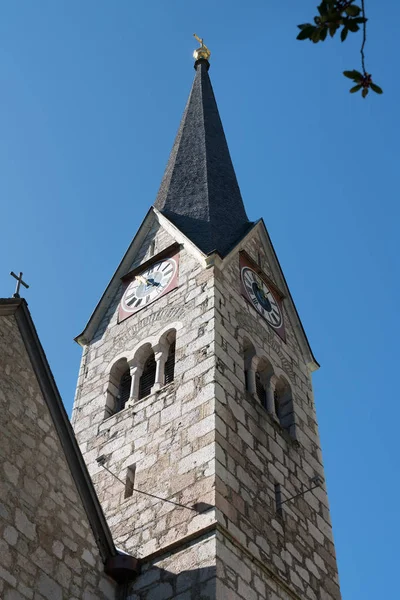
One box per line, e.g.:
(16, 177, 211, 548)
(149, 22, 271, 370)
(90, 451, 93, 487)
(154, 59, 252, 256)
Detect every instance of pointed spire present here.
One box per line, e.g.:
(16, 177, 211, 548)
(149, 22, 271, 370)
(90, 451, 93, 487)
(154, 52, 251, 256)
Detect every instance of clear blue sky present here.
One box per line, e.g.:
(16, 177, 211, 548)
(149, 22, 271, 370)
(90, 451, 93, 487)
(0, 2, 398, 598)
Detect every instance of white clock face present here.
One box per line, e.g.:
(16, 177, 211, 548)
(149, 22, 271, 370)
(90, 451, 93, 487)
(121, 258, 177, 313)
(241, 266, 283, 329)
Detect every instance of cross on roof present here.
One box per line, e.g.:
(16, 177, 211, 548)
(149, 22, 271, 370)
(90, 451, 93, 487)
(10, 271, 29, 298)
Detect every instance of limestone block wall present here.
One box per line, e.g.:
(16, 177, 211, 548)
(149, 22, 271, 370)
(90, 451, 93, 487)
(126, 532, 216, 600)
(72, 221, 218, 559)
(212, 230, 341, 600)
(0, 313, 116, 600)
(72, 216, 341, 599)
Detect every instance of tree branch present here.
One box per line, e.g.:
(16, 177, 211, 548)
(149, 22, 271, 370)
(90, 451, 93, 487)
(297, 1, 383, 97)
(360, 0, 367, 74)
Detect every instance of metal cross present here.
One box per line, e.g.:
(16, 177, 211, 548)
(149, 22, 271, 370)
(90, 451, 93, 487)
(10, 271, 29, 298)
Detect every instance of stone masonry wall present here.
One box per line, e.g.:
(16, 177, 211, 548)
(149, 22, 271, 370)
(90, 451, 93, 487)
(126, 531, 216, 600)
(213, 228, 341, 600)
(72, 215, 341, 599)
(0, 313, 117, 600)
(72, 217, 218, 563)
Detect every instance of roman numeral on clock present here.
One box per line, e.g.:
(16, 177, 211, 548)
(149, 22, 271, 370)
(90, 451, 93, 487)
(244, 273, 253, 287)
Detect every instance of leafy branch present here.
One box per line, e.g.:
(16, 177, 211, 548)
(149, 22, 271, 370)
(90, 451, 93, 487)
(297, 0, 382, 97)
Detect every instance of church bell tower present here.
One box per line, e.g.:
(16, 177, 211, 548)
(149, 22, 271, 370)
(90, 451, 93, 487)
(72, 38, 342, 600)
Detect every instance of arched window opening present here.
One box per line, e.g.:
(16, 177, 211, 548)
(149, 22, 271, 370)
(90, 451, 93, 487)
(274, 389, 280, 417)
(244, 369, 249, 391)
(158, 328, 177, 388)
(274, 377, 295, 436)
(243, 338, 256, 393)
(139, 352, 156, 399)
(105, 358, 131, 418)
(255, 357, 274, 410)
(117, 368, 132, 412)
(164, 340, 176, 384)
(255, 372, 267, 408)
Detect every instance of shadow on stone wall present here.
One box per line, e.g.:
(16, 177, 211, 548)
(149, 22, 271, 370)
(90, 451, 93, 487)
(127, 564, 216, 600)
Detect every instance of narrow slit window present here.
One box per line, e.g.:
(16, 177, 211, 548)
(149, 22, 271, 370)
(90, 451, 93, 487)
(164, 341, 176, 385)
(139, 353, 156, 399)
(124, 465, 136, 499)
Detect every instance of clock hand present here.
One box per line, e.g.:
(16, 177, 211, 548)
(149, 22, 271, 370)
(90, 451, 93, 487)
(147, 277, 161, 287)
(136, 274, 153, 286)
(254, 282, 272, 312)
(254, 282, 265, 301)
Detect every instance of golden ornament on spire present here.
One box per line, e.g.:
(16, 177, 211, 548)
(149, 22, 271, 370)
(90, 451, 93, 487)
(193, 34, 211, 61)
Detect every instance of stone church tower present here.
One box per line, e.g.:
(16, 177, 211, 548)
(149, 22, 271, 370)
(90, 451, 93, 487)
(72, 45, 342, 600)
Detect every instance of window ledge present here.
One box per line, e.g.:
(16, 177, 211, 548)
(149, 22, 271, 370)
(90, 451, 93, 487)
(126, 380, 176, 409)
(98, 381, 177, 433)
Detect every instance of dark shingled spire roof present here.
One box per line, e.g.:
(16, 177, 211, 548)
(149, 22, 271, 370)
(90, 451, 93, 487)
(154, 59, 252, 256)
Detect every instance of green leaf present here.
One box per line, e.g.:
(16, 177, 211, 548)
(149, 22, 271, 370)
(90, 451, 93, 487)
(352, 71, 363, 82)
(311, 29, 322, 43)
(350, 84, 362, 93)
(320, 27, 328, 41)
(346, 20, 360, 32)
(329, 11, 343, 24)
(370, 83, 383, 94)
(329, 24, 338, 37)
(297, 26, 315, 40)
(362, 88, 369, 98)
(343, 70, 363, 81)
(341, 27, 348, 42)
(345, 5, 361, 17)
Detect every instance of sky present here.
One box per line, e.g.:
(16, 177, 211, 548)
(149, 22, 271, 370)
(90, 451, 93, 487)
(0, 1, 398, 598)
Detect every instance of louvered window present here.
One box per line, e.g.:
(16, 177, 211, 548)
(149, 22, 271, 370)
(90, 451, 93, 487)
(117, 369, 131, 412)
(139, 353, 156, 399)
(255, 372, 267, 409)
(164, 341, 176, 385)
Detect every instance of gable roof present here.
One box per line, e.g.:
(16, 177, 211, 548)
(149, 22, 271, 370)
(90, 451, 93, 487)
(154, 58, 252, 256)
(75, 207, 211, 345)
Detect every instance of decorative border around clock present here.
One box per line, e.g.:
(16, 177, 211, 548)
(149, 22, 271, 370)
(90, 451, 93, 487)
(118, 244, 180, 324)
(239, 251, 286, 342)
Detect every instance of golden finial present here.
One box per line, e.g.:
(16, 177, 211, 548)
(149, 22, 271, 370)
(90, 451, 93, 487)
(193, 33, 211, 61)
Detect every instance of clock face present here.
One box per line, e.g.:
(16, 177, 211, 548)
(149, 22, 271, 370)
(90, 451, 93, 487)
(120, 257, 178, 314)
(241, 266, 283, 329)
